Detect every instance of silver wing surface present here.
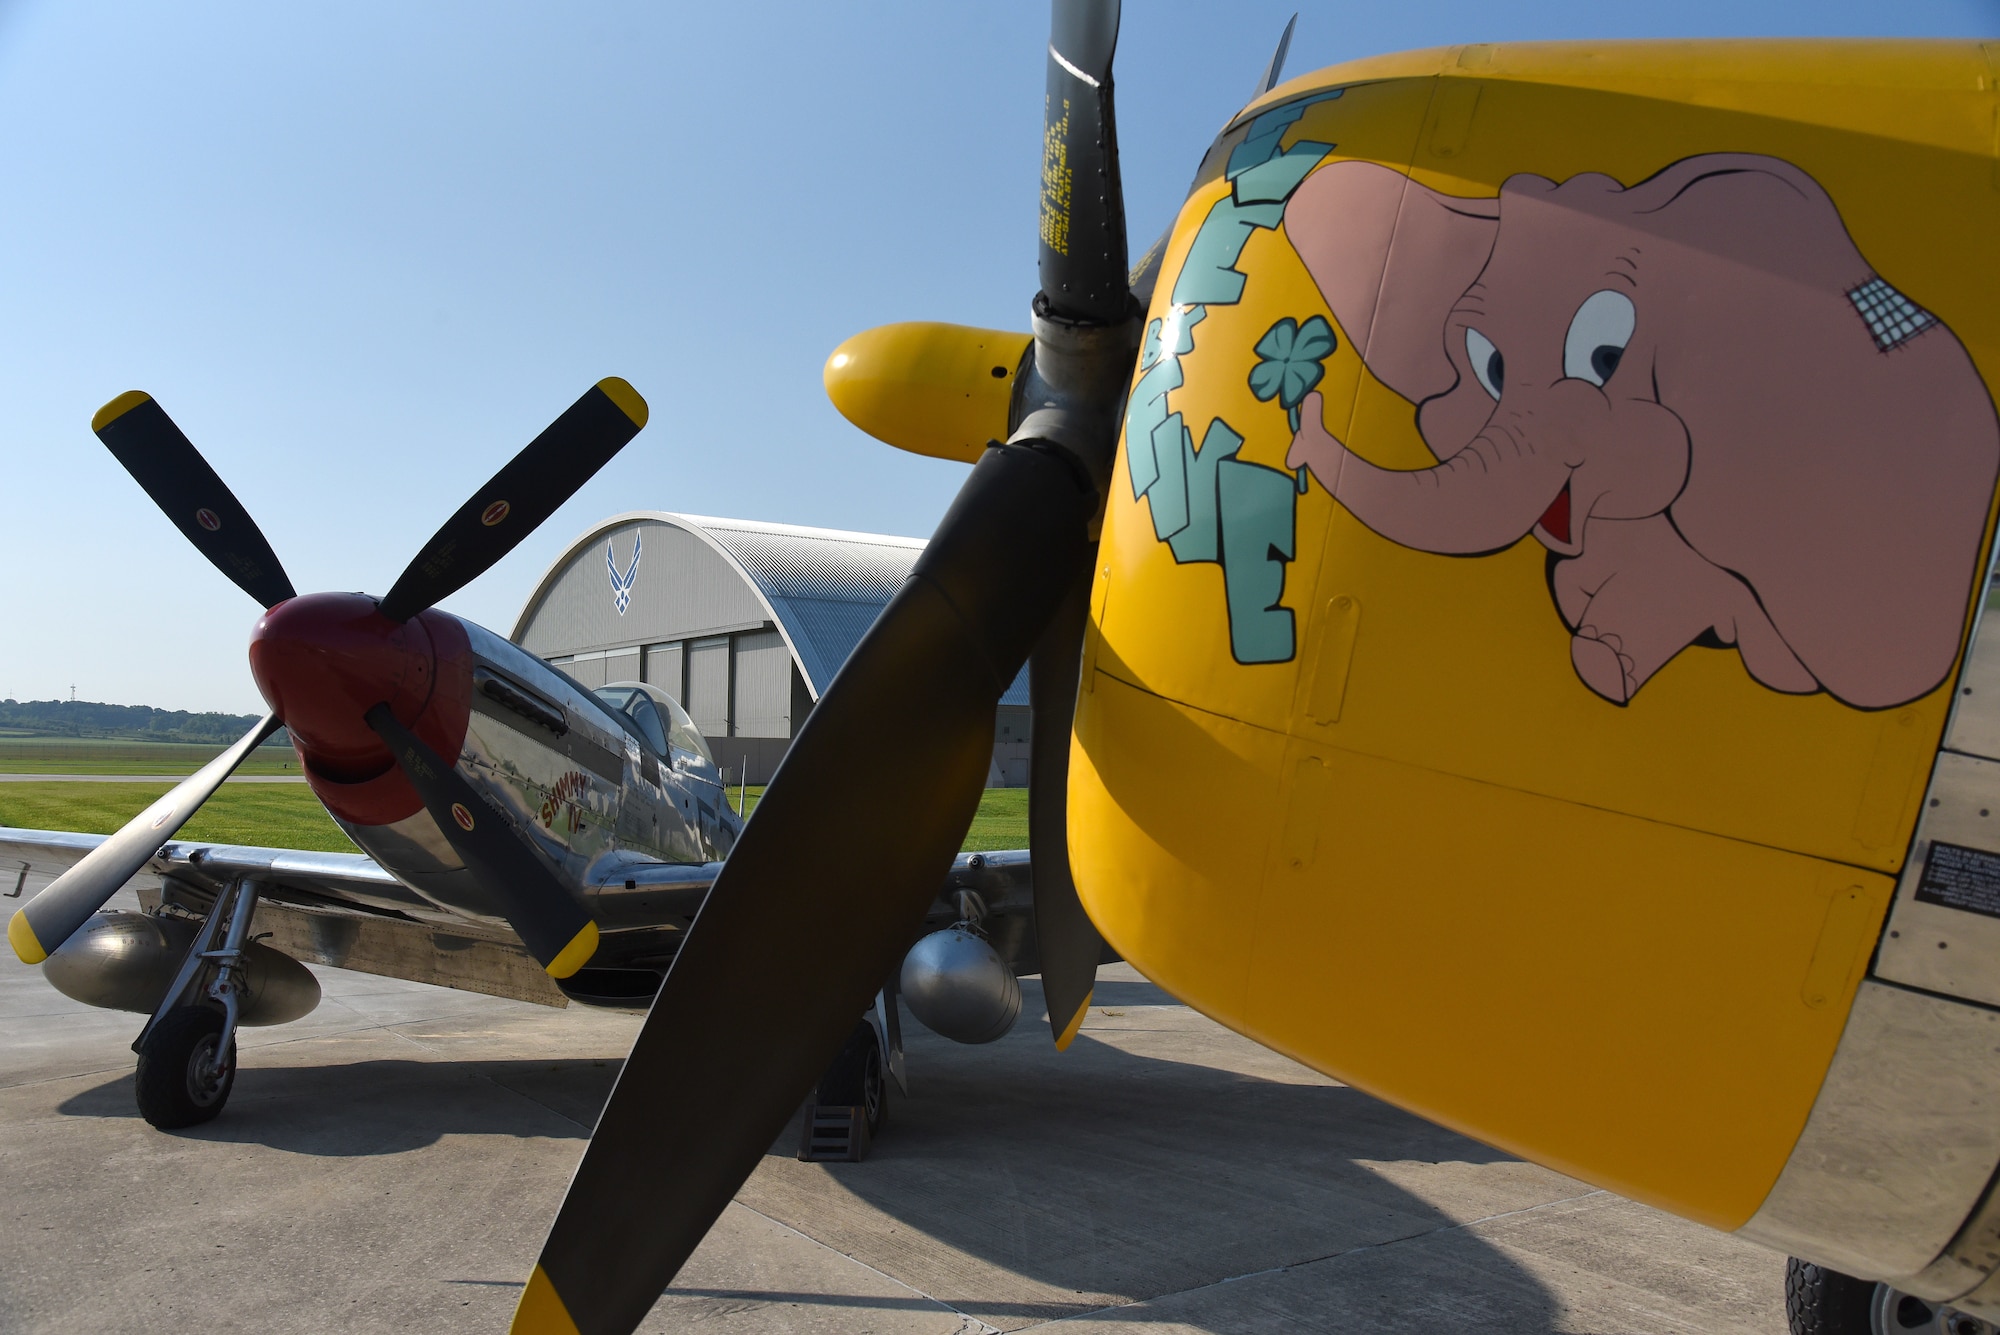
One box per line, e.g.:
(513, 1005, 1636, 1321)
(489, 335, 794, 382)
(1, 826, 571, 1007)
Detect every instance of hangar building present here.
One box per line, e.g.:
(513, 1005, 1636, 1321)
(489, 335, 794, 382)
(510, 512, 1030, 786)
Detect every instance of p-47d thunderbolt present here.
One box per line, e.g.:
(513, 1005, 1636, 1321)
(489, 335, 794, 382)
(3, 380, 1045, 1135)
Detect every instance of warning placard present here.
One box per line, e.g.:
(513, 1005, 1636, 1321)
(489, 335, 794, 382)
(1915, 841, 2000, 920)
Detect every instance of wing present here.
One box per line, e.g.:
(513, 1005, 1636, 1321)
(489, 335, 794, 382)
(1, 826, 568, 1008)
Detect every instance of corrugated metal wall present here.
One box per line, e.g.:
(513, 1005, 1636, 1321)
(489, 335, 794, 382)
(643, 642, 682, 697)
(732, 629, 791, 738)
(685, 637, 730, 736)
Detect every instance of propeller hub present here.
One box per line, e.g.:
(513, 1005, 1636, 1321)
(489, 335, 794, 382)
(248, 592, 472, 823)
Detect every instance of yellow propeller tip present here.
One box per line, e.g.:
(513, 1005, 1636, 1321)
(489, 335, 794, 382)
(509, 1265, 583, 1335)
(8, 909, 47, 965)
(92, 390, 153, 434)
(595, 376, 648, 430)
(1053, 989, 1093, 1051)
(544, 921, 599, 979)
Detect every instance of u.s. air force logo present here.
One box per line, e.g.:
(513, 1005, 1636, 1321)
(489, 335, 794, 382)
(607, 531, 641, 615)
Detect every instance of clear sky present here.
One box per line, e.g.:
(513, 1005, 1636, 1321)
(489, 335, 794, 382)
(0, 0, 1992, 714)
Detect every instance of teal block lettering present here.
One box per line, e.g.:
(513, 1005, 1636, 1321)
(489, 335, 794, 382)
(1233, 141, 1333, 205)
(1122, 307, 1205, 500)
(1172, 196, 1286, 306)
(1147, 413, 1191, 540)
(1218, 458, 1298, 663)
(1225, 90, 1344, 179)
(1167, 419, 1244, 564)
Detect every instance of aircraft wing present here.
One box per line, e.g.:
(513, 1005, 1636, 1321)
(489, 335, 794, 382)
(3, 828, 1068, 1008)
(0, 826, 568, 1007)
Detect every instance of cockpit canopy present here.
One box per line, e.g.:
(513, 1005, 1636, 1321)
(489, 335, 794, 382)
(594, 681, 715, 769)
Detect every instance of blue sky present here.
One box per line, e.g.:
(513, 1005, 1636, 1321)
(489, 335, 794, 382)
(0, 0, 1993, 714)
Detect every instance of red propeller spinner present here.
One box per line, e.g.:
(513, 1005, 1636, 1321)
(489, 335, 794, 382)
(248, 593, 473, 826)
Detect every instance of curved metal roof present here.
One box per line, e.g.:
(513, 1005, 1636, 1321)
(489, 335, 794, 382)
(511, 512, 1029, 705)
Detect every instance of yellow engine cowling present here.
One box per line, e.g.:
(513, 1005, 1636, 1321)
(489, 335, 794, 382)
(1070, 39, 2000, 1302)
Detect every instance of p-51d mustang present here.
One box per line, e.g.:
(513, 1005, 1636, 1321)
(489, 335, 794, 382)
(4, 379, 1043, 1134)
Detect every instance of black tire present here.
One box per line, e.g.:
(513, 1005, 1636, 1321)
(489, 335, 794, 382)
(816, 1019, 887, 1135)
(135, 1006, 235, 1130)
(1786, 1257, 1880, 1335)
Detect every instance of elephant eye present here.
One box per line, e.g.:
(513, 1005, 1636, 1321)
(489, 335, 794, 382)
(1564, 290, 1636, 387)
(1465, 328, 1503, 400)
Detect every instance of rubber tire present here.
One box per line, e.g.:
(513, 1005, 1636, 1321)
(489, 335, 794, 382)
(135, 1006, 236, 1130)
(1787, 1257, 1879, 1335)
(816, 1019, 887, 1135)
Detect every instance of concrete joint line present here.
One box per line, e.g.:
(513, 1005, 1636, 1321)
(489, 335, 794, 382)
(731, 1200, 1005, 1335)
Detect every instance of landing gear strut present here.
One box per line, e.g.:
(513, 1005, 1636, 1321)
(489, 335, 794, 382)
(130, 877, 260, 1130)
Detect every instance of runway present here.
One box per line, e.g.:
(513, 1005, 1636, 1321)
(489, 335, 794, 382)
(0, 894, 1788, 1334)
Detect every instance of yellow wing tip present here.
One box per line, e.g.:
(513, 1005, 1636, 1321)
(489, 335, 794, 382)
(1052, 988, 1093, 1051)
(510, 1265, 583, 1335)
(544, 921, 599, 979)
(595, 377, 648, 430)
(9, 910, 47, 965)
(92, 390, 153, 434)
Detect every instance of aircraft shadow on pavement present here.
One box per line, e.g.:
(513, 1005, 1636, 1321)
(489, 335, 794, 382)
(690, 1003, 1573, 1333)
(56, 1056, 614, 1153)
(53, 978, 1574, 1332)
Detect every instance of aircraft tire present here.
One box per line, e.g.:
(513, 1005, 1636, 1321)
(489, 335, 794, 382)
(816, 1019, 887, 1136)
(1785, 1257, 1879, 1335)
(135, 1005, 236, 1130)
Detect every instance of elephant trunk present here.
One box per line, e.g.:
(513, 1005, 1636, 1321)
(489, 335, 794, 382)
(1333, 435, 1571, 555)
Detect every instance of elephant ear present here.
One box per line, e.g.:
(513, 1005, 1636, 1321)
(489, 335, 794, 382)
(1628, 153, 2000, 709)
(1284, 160, 1499, 405)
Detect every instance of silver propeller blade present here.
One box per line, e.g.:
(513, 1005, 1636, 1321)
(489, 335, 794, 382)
(8, 714, 283, 963)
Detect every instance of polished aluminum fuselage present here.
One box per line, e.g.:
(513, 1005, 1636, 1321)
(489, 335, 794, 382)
(328, 615, 740, 948)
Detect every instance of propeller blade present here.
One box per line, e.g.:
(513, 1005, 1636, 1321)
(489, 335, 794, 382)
(363, 705, 598, 977)
(8, 714, 283, 964)
(1028, 550, 1103, 1048)
(511, 443, 1096, 1335)
(93, 393, 298, 610)
(378, 378, 649, 623)
(1251, 13, 1298, 99)
(1038, 0, 1130, 325)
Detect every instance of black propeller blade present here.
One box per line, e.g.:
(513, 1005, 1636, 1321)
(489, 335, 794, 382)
(364, 706, 599, 977)
(8, 715, 283, 964)
(513, 3, 1139, 1331)
(378, 377, 648, 623)
(93, 393, 298, 609)
(1252, 13, 1298, 100)
(516, 448, 1097, 1335)
(1028, 550, 1104, 1048)
(1039, 0, 1129, 324)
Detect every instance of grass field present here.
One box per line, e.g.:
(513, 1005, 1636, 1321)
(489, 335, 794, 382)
(2, 781, 1032, 854)
(0, 737, 300, 775)
(0, 783, 356, 852)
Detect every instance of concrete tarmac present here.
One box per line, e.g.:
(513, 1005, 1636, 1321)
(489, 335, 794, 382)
(0, 900, 1789, 1334)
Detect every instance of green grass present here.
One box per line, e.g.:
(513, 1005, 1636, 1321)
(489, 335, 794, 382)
(6, 782, 1032, 855)
(724, 783, 1025, 850)
(0, 783, 355, 852)
(0, 737, 300, 775)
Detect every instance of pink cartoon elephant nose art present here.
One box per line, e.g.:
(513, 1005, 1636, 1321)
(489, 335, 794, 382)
(1283, 154, 2000, 708)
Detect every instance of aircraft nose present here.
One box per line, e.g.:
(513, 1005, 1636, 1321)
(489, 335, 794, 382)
(248, 592, 437, 782)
